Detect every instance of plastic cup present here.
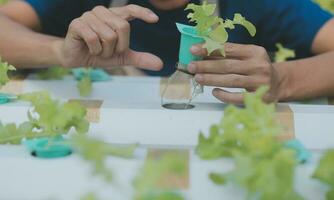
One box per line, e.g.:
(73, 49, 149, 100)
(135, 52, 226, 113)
(176, 23, 204, 72)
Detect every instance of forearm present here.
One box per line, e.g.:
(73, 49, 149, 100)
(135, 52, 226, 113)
(0, 12, 63, 68)
(276, 51, 334, 101)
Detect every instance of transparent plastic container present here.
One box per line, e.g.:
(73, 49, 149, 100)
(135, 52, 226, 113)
(161, 63, 203, 110)
(161, 23, 204, 110)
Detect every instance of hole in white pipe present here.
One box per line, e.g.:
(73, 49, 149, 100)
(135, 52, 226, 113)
(162, 103, 195, 110)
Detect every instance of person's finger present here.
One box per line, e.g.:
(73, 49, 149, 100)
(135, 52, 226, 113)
(194, 73, 259, 88)
(68, 18, 102, 55)
(212, 88, 244, 104)
(125, 50, 163, 70)
(213, 88, 275, 104)
(191, 43, 261, 60)
(96, 50, 163, 71)
(93, 6, 130, 53)
(111, 4, 159, 23)
(190, 44, 222, 57)
(224, 43, 260, 59)
(188, 59, 252, 75)
(81, 12, 117, 58)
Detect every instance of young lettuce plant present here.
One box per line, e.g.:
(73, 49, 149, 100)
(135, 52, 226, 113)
(186, 1, 256, 56)
(37, 66, 71, 80)
(314, 0, 334, 13)
(19, 91, 89, 135)
(72, 134, 137, 182)
(0, 58, 16, 87)
(77, 73, 93, 97)
(0, 122, 35, 145)
(312, 149, 334, 200)
(196, 87, 303, 200)
(80, 192, 100, 200)
(68, 134, 138, 200)
(274, 43, 295, 63)
(134, 151, 186, 200)
(0, 58, 89, 144)
(0, 91, 89, 144)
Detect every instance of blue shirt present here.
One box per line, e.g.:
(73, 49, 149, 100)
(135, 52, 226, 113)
(25, 0, 332, 76)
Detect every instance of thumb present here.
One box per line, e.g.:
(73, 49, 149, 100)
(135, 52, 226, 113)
(125, 50, 163, 71)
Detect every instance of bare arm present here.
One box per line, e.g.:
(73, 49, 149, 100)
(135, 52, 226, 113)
(276, 18, 334, 101)
(190, 18, 334, 103)
(0, 1, 61, 68)
(0, 1, 163, 70)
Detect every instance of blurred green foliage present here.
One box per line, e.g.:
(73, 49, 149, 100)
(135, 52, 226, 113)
(313, 150, 334, 200)
(314, 0, 334, 13)
(134, 150, 187, 200)
(274, 43, 295, 63)
(196, 87, 302, 200)
(0, 0, 7, 5)
(72, 134, 137, 182)
(37, 66, 71, 80)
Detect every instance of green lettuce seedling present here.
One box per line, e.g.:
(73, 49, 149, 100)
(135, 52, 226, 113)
(196, 87, 302, 200)
(78, 75, 93, 97)
(0, 122, 35, 144)
(19, 91, 89, 135)
(72, 134, 137, 182)
(80, 192, 100, 200)
(0, 60, 89, 144)
(77, 68, 93, 97)
(0, 58, 16, 87)
(0, 91, 89, 144)
(37, 66, 71, 80)
(274, 43, 295, 63)
(0, 0, 7, 5)
(313, 149, 334, 200)
(186, 1, 256, 56)
(314, 0, 334, 13)
(134, 151, 186, 200)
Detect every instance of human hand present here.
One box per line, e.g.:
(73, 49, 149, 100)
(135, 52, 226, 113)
(54, 5, 163, 71)
(188, 43, 282, 104)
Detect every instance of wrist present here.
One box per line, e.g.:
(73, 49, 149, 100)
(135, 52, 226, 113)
(273, 62, 294, 101)
(28, 35, 65, 68)
(51, 39, 66, 67)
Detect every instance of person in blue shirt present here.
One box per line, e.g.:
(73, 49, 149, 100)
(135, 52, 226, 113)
(0, 0, 333, 103)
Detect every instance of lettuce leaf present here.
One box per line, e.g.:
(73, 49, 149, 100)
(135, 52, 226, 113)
(196, 87, 302, 200)
(0, 58, 16, 87)
(186, 1, 256, 56)
(313, 149, 334, 200)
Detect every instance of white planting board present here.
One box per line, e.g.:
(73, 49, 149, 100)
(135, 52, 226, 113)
(0, 145, 328, 200)
(0, 75, 333, 200)
(1, 75, 333, 150)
